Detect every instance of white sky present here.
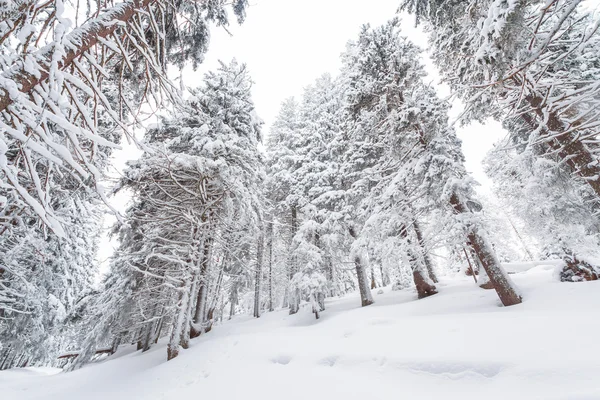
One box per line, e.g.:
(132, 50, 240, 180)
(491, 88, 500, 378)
(97, 0, 507, 271)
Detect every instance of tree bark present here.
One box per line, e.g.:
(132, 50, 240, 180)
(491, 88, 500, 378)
(348, 225, 374, 307)
(167, 277, 192, 361)
(0, 0, 156, 114)
(354, 254, 374, 306)
(413, 221, 438, 283)
(522, 93, 600, 201)
(191, 236, 212, 338)
(370, 268, 377, 289)
(267, 220, 274, 312)
(399, 224, 437, 299)
(450, 192, 522, 306)
(229, 281, 238, 320)
(254, 228, 264, 318)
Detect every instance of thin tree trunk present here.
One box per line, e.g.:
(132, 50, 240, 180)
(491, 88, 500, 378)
(254, 228, 264, 318)
(267, 220, 274, 312)
(229, 281, 238, 320)
(463, 247, 479, 284)
(287, 206, 300, 314)
(450, 192, 522, 306)
(505, 212, 535, 261)
(370, 267, 377, 289)
(154, 317, 164, 344)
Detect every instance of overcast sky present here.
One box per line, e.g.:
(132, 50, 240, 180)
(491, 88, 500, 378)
(97, 0, 507, 270)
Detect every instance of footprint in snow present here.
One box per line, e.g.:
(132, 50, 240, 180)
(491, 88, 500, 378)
(318, 356, 339, 367)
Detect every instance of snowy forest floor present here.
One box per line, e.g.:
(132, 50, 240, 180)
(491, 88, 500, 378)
(2, 263, 599, 400)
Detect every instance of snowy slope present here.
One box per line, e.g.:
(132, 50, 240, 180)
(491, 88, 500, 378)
(2, 264, 599, 400)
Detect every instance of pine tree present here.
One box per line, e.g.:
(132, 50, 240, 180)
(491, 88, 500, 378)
(70, 60, 264, 367)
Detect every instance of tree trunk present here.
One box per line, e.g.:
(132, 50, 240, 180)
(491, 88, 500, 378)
(450, 192, 522, 306)
(191, 236, 212, 338)
(348, 225, 374, 307)
(254, 228, 264, 318)
(154, 317, 164, 344)
(505, 212, 535, 261)
(413, 221, 437, 283)
(288, 205, 298, 279)
(167, 277, 192, 361)
(463, 247, 479, 284)
(229, 281, 238, 320)
(399, 224, 437, 299)
(0, 0, 156, 113)
(267, 220, 274, 312)
(141, 322, 155, 352)
(354, 254, 374, 306)
(521, 93, 600, 201)
(287, 206, 300, 314)
(111, 335, 121, 355)
(370, 268, 377, 289)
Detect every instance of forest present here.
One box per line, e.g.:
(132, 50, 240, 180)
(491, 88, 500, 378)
(0, 0, 599, 396)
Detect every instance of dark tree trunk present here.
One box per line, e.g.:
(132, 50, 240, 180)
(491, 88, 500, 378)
(450, 193, 522, 306)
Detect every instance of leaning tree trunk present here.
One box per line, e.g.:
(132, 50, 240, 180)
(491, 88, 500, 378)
(0, 0, 156, 113)
(413, 221, 438, 283)
(520, 92, 600, 200)
(399, 224, 437, 299)
(450, 193, 522, 306)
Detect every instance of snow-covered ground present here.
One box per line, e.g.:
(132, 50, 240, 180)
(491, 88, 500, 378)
(2, 263, 599, 400)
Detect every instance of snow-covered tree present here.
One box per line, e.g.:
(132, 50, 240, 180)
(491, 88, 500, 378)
(68, 60, 264, 367)
(402, 0, 600, 278)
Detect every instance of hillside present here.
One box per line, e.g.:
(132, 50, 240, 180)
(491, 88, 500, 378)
(2, 264, 599, 400)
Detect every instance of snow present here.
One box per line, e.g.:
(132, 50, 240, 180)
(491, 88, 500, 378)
(2, 265, 599, 400)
